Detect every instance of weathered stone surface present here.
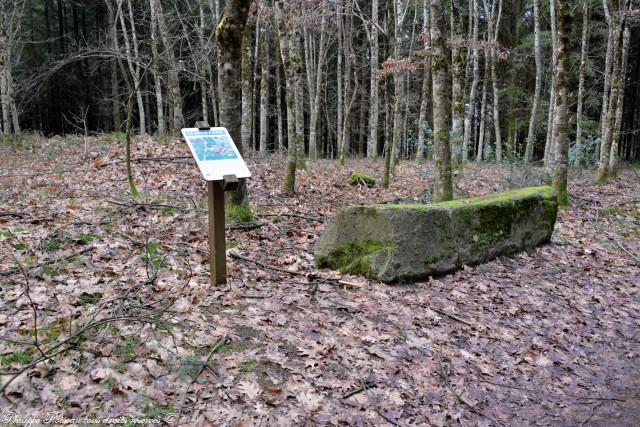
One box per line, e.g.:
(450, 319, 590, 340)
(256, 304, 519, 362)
(315, 186, 558, 283)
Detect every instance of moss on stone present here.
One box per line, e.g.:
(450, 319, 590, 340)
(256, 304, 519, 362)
(316, 240, 394, 278)
(375, 186, 554, 210)
(347, 172, 375, 187)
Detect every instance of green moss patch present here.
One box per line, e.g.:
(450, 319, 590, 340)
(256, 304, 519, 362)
(347, 172, 375, 187)
(317, 240, 394, 277)
(226, 203, 255, 223)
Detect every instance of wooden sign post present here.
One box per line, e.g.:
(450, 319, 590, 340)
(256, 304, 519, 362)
(182, 123, 251, 285)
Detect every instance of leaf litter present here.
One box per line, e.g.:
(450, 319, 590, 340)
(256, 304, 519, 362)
(0, 136, 639, 426)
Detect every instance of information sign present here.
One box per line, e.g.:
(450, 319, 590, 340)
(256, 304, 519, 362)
(181, 128, 251, 181)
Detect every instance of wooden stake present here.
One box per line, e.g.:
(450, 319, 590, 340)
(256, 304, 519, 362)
(207, 180, 226, 285)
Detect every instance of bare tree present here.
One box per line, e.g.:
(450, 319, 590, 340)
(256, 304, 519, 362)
(150, 0, 184, 132)
(463, 0, 478, 162)
(483, 0, 503, 162)
(216, 0, 253, 204)
(430, 0, 453, 202)
(0, 0, 24, 135)
(524, 0, 542, 163)
(551, 0, 573, 206)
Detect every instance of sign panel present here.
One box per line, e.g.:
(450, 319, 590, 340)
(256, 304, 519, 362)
(181, 127, 251, 181)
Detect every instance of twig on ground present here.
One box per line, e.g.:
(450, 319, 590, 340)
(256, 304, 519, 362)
(258, 213, 324, 223)
(106, 199, 183, 211)
(437, 350, 504, 426)
(0, 212, 25, 219)
(226, 222, 265, 231)
(424, 305, 475, 327)
(603, 231, 640, 265)
(342, 381, 378, 399)
(4, 244, 46, 360)
(173, 335, 228, 426)
(1, 246, 96, 277)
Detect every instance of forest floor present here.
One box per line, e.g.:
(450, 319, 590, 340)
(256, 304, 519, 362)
(1, 135, 639, 426)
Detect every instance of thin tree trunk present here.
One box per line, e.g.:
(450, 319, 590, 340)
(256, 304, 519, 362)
(430, 0, 453, 202)
(259, 28, 269, 154)
(368, 0, 380, 160)
(599, 4, 614, 139)
(291, 26, 306, 169)
(390, 0, 407, 172)
(149, 0, 164, 134)
(551, 0, 572, 207)
(596, 0, 624, 183)
(336, 5, 343, 163)
(119, 0, 145, 135)
(608, 22, 630, 178)
(483, 0, 503, 163)
(150, 0, 184, 132)
(463, 0, 478, 163)
(416, 0, 431, 163)
(275, 1, 297, 193)
(275, 39, 284, 153)
(476, 54, 489, 162)
(305, 0, 327, 161)
(241, 20, 253, 153)
(574, 0, 590, 167)
(524, 0, 542, 162)
(450, 0, 466, 164)
(544, 0, 558, 175)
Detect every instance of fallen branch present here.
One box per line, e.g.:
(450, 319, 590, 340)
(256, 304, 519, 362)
(258, 213, 324, 223)
(226, 221, 266, 231)
(229, 251, 308, 277)
(1, 246, 96, 277)
(425, 305, 474, 327)
(342, 381, 378, 399)
(173, 335, 228, 426)
(106, 199, 182, 211)
(99, 156, 192, 168)
(603, 231, 640, 265)
(228, 251, 361, 288)
(0, 212, 25, 219)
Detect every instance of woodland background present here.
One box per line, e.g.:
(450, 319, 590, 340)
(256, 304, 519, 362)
(1, 1, 640, 424)
(0, 0, 638, 179)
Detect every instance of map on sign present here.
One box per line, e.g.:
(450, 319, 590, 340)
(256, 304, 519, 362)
(182, 128, 251, 181)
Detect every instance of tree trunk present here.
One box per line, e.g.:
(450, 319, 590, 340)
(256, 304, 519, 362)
(524, 0, 542, 162)
(390, 0, 407, 172)
(150, 0, 184, 132)
(416, 0, 431, 163)
(275, 1, 298, 193)
(608, 22, 630, 179)
(290, 26, 306, 170)
(450, 0, 466, 164)
(543, 0, 558, 176)
(574, 0, 590, 167)
(241, 20, 253, 153)
(118, 0, 145, 135)
(596, 0, 624, 184)
(259, 28, 269, 154)
(430, 0, 453, 202)
(462, 0, 478, 163)
(148, 0, 164, 134)
(483, 0, 503, 163)
(275, 39, 284, 152)
(476, 54, 489, 162)
(336, 5, 343, 163)
(305, 0, 327, 161)
(551, 0, 572, 207)
(216, 0, 252, 204)
(368, 0, 380, 160)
